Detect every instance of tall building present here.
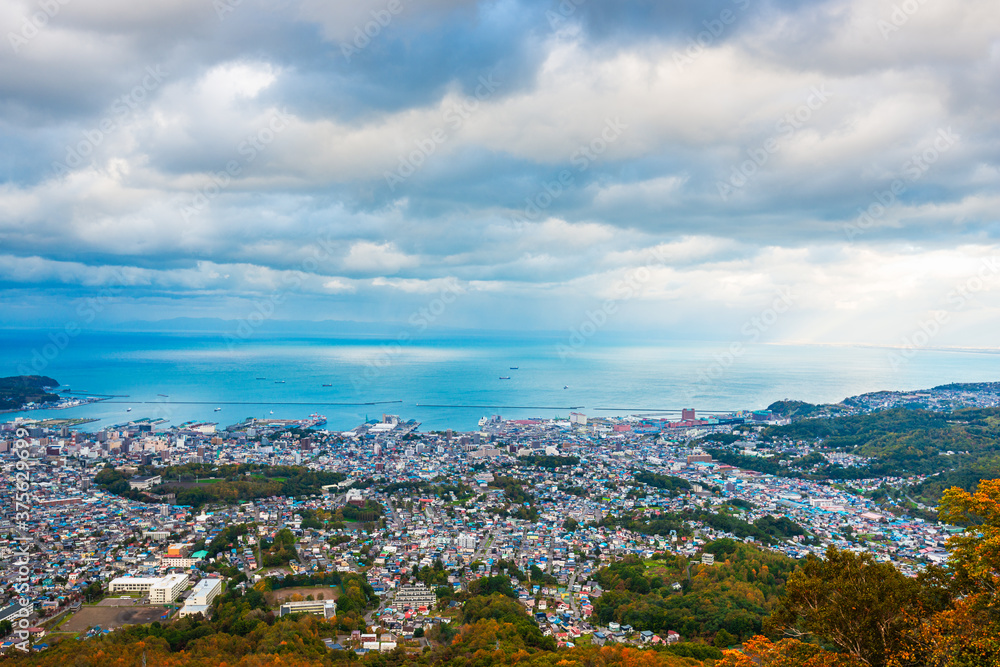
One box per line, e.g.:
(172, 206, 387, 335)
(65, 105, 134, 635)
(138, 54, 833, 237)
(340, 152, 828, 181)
(682, 408, 696, 421)
(395, 582, 437, 610)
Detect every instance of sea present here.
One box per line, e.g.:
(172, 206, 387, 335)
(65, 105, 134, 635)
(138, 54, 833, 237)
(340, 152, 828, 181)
(2, 329, 999, 433)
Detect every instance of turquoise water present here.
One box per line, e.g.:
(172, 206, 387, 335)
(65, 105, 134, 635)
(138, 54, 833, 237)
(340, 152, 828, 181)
(2, 330, 998, 431)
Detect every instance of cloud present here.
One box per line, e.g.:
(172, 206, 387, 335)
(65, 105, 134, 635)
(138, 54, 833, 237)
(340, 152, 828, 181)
(0, 0, 997, 346)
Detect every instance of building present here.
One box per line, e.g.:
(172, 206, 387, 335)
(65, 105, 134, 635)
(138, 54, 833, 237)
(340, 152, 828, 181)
(278, 599, 337, 619)
(128, 475, 162, 490)
(187, 578, 223, 606)
(0, 603, 29, 625)
(395, 583, 436, 610)
(109, 573, 189, 603)
(345, 488, 364, 507)
(681, 408, 696, 421)
(150, 574, 190, 603)
(178, 578, 224, 618)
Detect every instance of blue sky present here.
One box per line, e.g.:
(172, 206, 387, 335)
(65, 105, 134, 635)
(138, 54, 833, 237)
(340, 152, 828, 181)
(1, 0, 999, 347)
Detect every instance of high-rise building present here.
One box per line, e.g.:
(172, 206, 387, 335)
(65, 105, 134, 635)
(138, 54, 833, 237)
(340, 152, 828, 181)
(682, 408, 696, 421)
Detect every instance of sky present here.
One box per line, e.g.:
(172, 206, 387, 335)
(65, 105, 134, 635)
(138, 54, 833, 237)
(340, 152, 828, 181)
(1, 0, 999, 347)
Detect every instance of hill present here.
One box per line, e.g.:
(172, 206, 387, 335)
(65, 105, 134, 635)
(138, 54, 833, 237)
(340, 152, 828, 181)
(0, 375, 60, 411)
(757, 406, 1000, 501)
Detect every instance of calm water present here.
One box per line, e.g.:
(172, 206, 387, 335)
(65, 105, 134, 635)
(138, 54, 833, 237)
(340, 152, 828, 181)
(2, 329, 998, 432)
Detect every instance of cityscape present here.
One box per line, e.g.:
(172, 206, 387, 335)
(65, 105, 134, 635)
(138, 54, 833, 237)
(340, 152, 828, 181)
(3, 0, 1000, 664)
(3, 379, 999, 663)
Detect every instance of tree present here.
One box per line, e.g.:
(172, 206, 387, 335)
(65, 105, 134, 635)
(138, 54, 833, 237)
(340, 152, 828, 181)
(715, 628, 737, 648)
(898, 479, 1000, 666)
(769, 546, 923, 667)
(720, 635, 864, 667)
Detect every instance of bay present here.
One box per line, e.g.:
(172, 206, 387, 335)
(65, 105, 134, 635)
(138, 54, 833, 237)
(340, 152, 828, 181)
(1, 329, 998, 432)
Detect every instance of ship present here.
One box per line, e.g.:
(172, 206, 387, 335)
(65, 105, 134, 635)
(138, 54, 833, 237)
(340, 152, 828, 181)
(126, 407, 132, 412)
(499, 376, 510, 380)
(509, 366, 518, 369)
(322, 383, 332, 387)
(256, 377, 267, 380)
(274, 380, 286, 384)
(214, 407, 222, 412)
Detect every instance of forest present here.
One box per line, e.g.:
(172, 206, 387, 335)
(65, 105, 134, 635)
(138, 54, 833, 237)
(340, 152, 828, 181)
(0, 375, 60, 411)
(95, 463, 346, 507)
(741, 406, 1000, 500)
(593, 540, 798, 644)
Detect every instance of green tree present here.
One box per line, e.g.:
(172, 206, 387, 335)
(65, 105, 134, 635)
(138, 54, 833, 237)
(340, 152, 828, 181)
(769, 546, 923, 667)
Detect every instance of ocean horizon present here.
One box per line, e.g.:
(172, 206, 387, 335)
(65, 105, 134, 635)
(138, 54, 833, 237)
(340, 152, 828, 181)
(3, 329, 999, 433)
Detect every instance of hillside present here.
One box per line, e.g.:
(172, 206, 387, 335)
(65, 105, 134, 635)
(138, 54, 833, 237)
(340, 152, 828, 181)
(758, 406, 1000, 501)
(0, 375, 60, 411)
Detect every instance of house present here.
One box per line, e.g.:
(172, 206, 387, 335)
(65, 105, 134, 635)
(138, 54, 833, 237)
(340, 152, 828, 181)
(666, 630, 681, 644)
(639, 630, 654, 643)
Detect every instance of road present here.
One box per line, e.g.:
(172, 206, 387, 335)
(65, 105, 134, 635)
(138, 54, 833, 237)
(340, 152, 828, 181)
(565, 568, 579, 615)
(472, 524, 498, 562)
(387, 500, 401, 528)
(546, 531, 555, 574)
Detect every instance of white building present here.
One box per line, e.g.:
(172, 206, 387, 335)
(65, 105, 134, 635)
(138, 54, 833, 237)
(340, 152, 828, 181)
(109, 574, 189, 603)
(178, 578, 224, 618)
(278, 599, 337, 619)
(395, 583, 436, 610)
(187, 578, 223, 606)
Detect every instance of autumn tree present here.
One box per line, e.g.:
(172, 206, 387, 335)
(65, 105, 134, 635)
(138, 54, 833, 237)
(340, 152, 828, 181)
(769, 547, 924, 666)
(896, 479, 1000, 666)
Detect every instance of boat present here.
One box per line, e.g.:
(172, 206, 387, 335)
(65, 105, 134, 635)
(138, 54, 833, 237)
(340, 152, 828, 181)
(126, 407, 132, 412)
(256, 377, 267, 380)
(499, 376, 510, 380)
(322, 383, 332, 387)
(274, 380, 285, 384)
(269, 410, 274, 415)
(563, 385, 568, 389)
(214, 407, 222, 412)
(157, 394, 168, 397)
(509, 366, 518, 370)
